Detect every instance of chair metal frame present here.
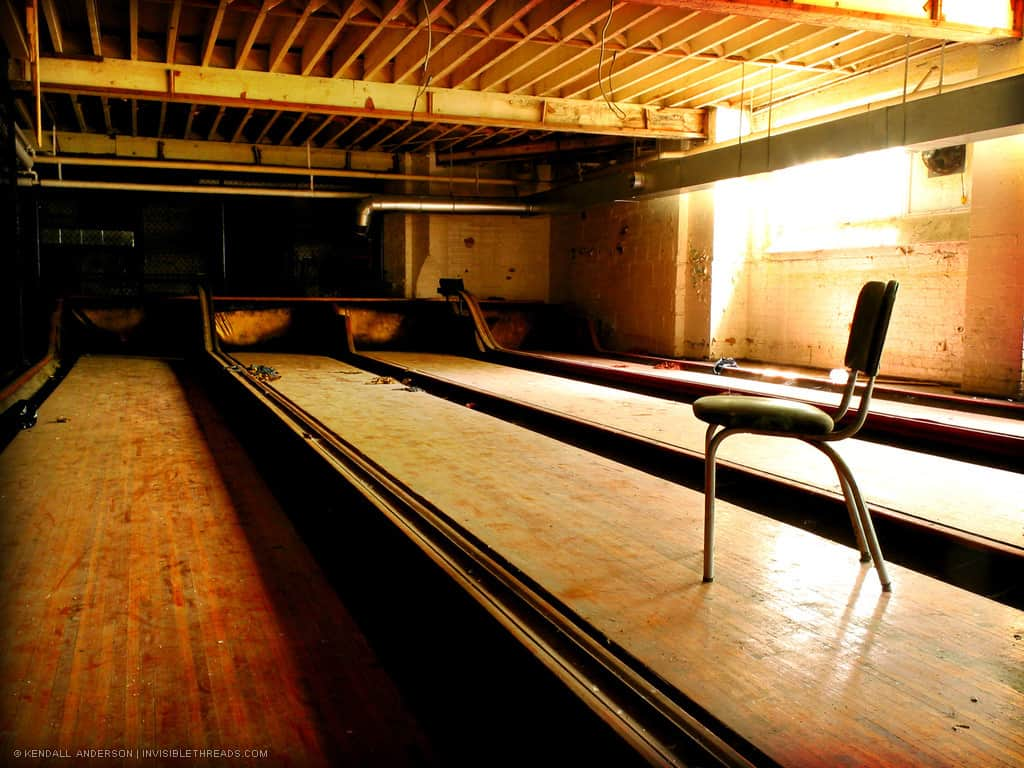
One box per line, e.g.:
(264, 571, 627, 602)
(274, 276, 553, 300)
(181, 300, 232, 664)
(696, 280, 899, 591)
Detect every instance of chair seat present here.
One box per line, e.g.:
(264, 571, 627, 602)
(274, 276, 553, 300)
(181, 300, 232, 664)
(693, 394, 835, 435)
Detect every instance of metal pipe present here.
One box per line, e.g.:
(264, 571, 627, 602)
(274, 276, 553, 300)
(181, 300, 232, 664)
(355, 195, 553, 230)
(17, 178, 366, 199)
(14, 133, 34, 171)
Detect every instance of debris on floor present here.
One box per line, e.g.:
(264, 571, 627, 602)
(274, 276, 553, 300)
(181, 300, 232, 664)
(713, 357, 738, 374)
(246, 364, 281, 382)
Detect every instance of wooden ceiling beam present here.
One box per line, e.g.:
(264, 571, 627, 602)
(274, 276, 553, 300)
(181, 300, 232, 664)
(330, 0, 413, 78)
(201, 0, 231, 67)
(183, 102, 197, 138)
(447, 0, 581, 88)
(70, 94, 87, 132)
(560, 9, 704, 99)
(304, 114, 336, 145)
(660, 24, 856, 106)
(549, 7, 695, 99)
(611, 14, 749, 102)
(362, 0, 452, 80)
(269, 0, 327, 73)
(84, 0, 101, 56)
(322, 116, 363, 146)
(207, 105, 226, 139)
(300, 0, 363, 75)
(100, 96, 113, 134)
(235, 0, 285, 70)
(475, 0, 592, 91)
(38, 57, 708, 140)
(166, 0, 182, 64)
(279, 111, 309, 144)
(624, 0, 1020, 43)
(39, 0, 63, 53)
(129, 0, 139, 60)
(231, 107, 253, 142)
(392, 0, 500, 84)
(255, 109, 282, 142)
(1, 0, 30, 60)
(511, 3, 663, 96)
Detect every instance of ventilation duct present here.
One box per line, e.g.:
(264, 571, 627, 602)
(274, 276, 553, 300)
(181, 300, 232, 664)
(921, 145, 966, 176)
(355, 196, 554, 231)
(14, 126, 34, 172)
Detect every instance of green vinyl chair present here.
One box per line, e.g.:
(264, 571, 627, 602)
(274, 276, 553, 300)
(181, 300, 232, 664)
(692, 280, 898, 591)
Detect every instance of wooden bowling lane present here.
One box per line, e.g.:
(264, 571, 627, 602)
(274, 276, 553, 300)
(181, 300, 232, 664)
(482, 349, 1024, 471)
(355, 350, 1024, 553)
(0, 355, 436, 767)
(229, 351, 1024, 768)
(535, 351, 1024, 437)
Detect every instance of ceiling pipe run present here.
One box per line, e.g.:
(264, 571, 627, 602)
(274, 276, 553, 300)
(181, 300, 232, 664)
(17, 178, 366, 199)
(355, 196, 556, 231)
(14, 126, 34, 171)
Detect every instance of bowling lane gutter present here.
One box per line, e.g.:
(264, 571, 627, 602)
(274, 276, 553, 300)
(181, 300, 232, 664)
(206, 348, 770, 768)
(347, 350, 1024, 610)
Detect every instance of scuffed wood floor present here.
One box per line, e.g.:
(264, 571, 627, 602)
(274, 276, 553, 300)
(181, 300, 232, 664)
(233, 351, 1024, 768)
(0, 355, 435, 767)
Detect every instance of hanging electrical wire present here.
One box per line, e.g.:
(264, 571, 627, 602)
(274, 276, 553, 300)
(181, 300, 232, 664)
(410, 0, 434, 124)
(598, 0, 628, 121)
(766, 64, 774, 171)
(736, 60, 746, 175)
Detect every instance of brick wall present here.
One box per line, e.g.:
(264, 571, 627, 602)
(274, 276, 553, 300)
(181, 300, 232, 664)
(963, 133, 1024, 397)
(550, 196, 681, 355)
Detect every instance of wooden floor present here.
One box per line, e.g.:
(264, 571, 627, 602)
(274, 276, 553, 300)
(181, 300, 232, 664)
(0, 356, 437, 767)
(230, 351, 1024, 768)
(359, 350, 1024, 551)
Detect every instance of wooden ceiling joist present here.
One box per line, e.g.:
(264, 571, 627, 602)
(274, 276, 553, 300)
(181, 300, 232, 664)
(1, 0, 30, 60)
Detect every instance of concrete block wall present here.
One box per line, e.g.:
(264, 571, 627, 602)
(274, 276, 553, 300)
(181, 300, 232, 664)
(415, 214, 551, 300)
(550, 196, 681, 355)
(962, 133, 1024, 397)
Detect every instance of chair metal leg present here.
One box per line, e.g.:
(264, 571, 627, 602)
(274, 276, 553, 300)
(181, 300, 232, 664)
(833, 470, 871, 562)
(816, 443, 892, 591)
(703, 424, 730, 583)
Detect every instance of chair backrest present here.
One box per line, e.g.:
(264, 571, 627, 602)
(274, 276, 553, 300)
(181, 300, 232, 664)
(844, 280, 898, 376)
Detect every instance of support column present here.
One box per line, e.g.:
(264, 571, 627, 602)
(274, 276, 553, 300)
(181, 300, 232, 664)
(678, 189, 713, 359)
(961, 133, 1024, 397)
(962, 43, 1024, 397)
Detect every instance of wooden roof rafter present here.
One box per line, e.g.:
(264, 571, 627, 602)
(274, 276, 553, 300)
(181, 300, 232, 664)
(664, 26, 868, 107)
(420, 0, 547, 87)
(390, 0, 499, 85)
(507, 2, 666, 96)
(534, 5, 692, 99)
(329, 0, 414, 78)
(475, 1, 601, 92)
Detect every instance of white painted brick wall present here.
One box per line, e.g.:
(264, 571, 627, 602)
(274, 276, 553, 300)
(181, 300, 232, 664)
(733, 244, 968, 383)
